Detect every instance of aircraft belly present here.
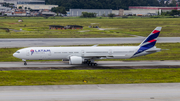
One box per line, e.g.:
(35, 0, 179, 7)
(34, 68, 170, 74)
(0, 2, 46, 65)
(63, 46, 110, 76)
(112, 53, 133, 59)
(112, 56, 131, 59)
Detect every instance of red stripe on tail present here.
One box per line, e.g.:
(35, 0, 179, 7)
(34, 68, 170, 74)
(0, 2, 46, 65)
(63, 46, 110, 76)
(152, 30, 160, 34)
(148, 39, 156, 43)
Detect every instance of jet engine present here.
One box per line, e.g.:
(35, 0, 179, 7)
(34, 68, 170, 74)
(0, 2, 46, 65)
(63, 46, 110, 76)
(69, 56, 83, 65)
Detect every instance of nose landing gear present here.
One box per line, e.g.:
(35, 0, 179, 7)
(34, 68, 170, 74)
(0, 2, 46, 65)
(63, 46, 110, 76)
(24, 61, 27, 65)
(22, 59, 27, 65)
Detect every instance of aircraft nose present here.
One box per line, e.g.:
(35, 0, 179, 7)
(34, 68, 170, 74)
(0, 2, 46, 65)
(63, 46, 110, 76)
(13, 53, 18, 58)
(13, 53, 16, 57)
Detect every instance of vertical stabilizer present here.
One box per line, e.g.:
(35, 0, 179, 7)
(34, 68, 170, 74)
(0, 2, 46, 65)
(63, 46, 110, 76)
(134, 27, 162, 55)
(140, 27, 162, 47)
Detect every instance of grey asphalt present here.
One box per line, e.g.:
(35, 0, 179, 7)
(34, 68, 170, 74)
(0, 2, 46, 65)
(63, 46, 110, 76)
(0, 37, 180, 48)
(0, 83, 180, 101)
(0, 61, 180, 70)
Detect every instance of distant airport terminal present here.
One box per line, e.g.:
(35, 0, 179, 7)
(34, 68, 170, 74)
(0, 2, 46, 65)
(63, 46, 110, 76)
(0, 0, 45, 6)
(0, 0, 180, 17)
(0, 0, 57, 11)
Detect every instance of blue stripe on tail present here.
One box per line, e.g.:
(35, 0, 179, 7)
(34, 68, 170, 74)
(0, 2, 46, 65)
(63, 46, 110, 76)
(134, 41, 156, 55)
(143, 32, 160, 43)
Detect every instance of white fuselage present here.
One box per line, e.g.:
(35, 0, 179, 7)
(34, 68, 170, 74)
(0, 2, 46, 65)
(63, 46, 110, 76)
(13, 46, 141, 60)
(13, 27, 162, 65)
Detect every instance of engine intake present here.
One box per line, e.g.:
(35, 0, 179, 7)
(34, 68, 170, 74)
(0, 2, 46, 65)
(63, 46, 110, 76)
(69, 56, 83, 65)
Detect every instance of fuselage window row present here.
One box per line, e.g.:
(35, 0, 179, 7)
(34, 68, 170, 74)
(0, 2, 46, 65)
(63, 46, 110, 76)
(54, 52, 79, 54)
(86, 51, 108, 53)
(54, 51, 134, 54)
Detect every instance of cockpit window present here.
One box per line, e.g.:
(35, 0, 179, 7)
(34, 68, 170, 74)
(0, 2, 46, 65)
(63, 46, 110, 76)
(16, 51, 20, 53)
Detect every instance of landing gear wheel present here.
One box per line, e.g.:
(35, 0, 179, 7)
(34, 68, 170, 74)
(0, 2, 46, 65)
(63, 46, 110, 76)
(24, 61, 27, 65)
(87, 63, 98, 66)
(91, 63, 93, 66)
(92, 63, 98, 66)
(94, 63, 98, 66)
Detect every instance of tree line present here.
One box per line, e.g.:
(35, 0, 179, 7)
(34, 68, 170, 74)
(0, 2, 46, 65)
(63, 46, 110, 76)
(46, 0, 180, 10)
(162, 9, 180, 16)
(46, 0, 160, 10)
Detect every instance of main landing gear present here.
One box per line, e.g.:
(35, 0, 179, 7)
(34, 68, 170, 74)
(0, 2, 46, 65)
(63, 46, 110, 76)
(88, 63, 98, 66)
(83, 60, 98, 66)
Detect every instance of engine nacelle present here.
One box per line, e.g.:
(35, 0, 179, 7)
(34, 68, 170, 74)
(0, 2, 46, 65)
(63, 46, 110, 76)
(69, 56, 83, 65)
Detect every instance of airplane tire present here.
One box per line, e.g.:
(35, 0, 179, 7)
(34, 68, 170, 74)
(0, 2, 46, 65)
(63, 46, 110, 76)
(90, 63, 93, 66)
(24, 63, 27, 65)
(94, 63, 97, 66)
(87, 63, 97, 66)
(92, 63, 97, 66)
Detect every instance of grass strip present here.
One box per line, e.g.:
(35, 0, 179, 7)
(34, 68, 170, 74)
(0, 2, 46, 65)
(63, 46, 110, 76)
(1, 17, 180, 38)
(0, 69, 180, 86)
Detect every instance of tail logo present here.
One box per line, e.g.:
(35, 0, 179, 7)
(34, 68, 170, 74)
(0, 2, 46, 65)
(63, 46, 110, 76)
(142, 29, 160, 45)
(134, 27, 162, 56)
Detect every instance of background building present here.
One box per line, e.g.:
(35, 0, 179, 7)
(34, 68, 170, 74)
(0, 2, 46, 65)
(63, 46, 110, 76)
(112, 9, 124, 16)
(0, 5, 11, 12)
(17, 4, 58, 10)
(2, 0, 45, 6)
(65, 25, 83, 29)
(0, 0, 58, 16)
(69, 9, 112, 17)
(1, 0, 57, 10)
(49, 25, 65, 30)
(112, 6, 180, 16)
(126, 6, 180, 16)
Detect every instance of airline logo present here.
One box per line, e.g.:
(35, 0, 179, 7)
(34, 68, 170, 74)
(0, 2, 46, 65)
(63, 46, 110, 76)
(30, 49, 51, 55)
(30, 49, 34, 55)
(142, 29, 160, 45)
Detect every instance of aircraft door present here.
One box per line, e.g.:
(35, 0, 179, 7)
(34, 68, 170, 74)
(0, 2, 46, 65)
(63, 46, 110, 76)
(81, 50, 84, 56)
(26, 50, 30, 56)
(47, 51, 51, 59)
(109, 49, 112, 56)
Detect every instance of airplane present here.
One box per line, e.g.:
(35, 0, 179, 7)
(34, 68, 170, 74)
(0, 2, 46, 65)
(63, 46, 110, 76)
(13, 27, 162, 66)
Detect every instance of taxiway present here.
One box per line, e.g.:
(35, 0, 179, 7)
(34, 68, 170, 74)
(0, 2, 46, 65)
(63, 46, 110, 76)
(0, 61, 180, 70)
(0, 37, 180, 48)
(0, 83, 180, 101)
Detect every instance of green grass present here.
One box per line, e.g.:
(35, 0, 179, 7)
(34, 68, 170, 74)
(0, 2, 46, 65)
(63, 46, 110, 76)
(1, 43, 180, 62)
(0, 69, 180, 86)
(0, 48, 21, 62)
(1, 17, 180, 38)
